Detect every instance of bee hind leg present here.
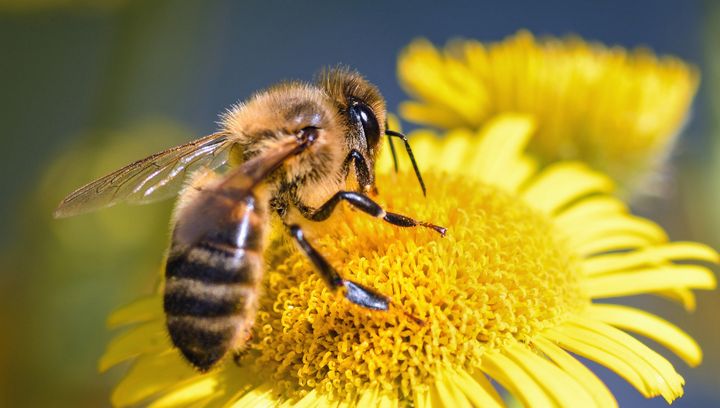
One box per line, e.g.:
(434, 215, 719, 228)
(288, 224, 389, 311)
(231, 330, 253, 366)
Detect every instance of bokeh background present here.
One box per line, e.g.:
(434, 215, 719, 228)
(1, 0, 717, 406)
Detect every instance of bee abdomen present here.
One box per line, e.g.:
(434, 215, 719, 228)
(166, 244, 263, 285)
(164, 245, 262, 371)
(164, 276, 255, 317)
(165, 315, 244, 371)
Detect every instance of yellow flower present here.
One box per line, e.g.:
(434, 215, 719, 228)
(398, 31, 699, 194)
(100, 115, 716, 407)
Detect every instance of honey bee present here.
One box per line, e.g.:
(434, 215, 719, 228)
(55, 67, 446, 372)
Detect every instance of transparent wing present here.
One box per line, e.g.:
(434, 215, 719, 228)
(216, 133, 312, 194)
(54, 132, 234, 218)
(173, 134, 313, 246)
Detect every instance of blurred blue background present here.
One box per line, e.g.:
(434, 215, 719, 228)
(0, 0, 717, 406)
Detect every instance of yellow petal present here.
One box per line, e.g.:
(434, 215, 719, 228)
(582, 242, 719, 276)
(544, 327, 651, 397)
(335, 398, 353, 408)
(567, 215, 667, 249)
(99, 320, 169, 372)
(533, 337, 617, 408)
(584, 265, 716, 298)
(575, 235, 654, 257)
(522, 162, 614, 214)
(399, 101, 467, 129)
(386, 113, 402, 133)
(399, 40, 461, 104)
(397, 32, 699, 194)
(434, 371, 472, 408)
(397, 39, 445, 102)
(496, 156, 538, 194)
(412, 386, 432, 408)
(398, 39, 487, 124)
(290, 389, 320, 408)
(655, 288, 696, 311)
(357, 387, 382, 407)
(227, 383, 276, 408)
(586, 304, 702, 366)
(107, 295, 162, 329)
(470, 114, 535, 184)
(563, 318, 685, 403)
(480, 351, 554, 408)
(443, 51, 488, 111)
(111, 351, 199, 407)
(147, 376, 218, 408)
(377, 392, 399, 408)
(203, 367, 260, 408)
(505, 343, 596, 407)
(451, 369, 503, 408)
(554, 196, 627, 231)
(434, 131, 474, 174)
(378, 129, 439, 175)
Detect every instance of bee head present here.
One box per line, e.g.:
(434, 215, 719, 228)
(316, 66, 386, 160)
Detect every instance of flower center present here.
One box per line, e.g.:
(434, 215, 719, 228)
(246, 171, 586, 401)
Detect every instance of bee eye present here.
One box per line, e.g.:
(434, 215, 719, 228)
(350, 103, 380, 148)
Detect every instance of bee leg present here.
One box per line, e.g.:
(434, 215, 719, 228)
(232, 347, 251, 366)
(302, 191, 446, 236)
(288, 224, 390, 311)
(344, 149, 373, 193)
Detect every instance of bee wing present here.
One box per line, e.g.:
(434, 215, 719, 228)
(173, 134, 312, 246)
(54, 132, 234, 218)
(214, 134, 310, 195)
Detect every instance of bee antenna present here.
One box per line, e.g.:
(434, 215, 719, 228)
(385, 129, 426, 197)
(384, 121, 400, 173)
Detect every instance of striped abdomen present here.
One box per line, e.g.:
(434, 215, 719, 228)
(164, 194, 265, 371)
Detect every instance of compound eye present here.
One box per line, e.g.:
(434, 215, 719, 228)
(350, 103, 381, 148)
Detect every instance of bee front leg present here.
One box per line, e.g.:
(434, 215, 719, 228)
(288, 224, 389, 310)
(301, 191, 446, 236)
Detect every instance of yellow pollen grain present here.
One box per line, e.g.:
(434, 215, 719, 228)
(243, 171, 586, 402)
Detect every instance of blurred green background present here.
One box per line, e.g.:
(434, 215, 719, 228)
(0, 1, 717, 406)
